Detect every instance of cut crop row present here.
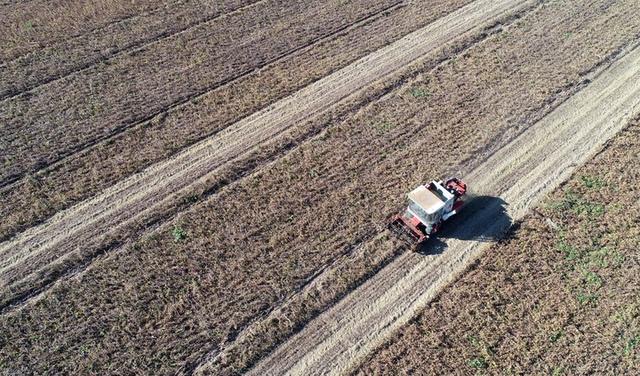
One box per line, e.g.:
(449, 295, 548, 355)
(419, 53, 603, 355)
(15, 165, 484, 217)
(355, 122, 640, 375)
(1, 1, 638, 374)
(0, 0, 473, 241)
(0, 0, 400, 185)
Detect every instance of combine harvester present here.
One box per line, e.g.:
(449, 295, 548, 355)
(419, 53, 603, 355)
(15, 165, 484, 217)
(389, 178, 467, 248)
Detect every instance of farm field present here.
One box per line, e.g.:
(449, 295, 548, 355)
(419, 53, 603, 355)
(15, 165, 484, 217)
(356, 120, 640, 375)
(1, 0, 640, 375)
(0, 0, 476, 242)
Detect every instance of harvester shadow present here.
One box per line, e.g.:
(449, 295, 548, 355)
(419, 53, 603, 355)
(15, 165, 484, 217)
(415, 195, 511, 255)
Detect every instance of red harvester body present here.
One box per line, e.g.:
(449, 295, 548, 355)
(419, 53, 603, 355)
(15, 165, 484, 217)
(388, 177, 467, 247)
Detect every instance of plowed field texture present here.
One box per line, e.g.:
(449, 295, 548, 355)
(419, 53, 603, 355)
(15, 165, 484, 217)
(0, 0, 639, 374)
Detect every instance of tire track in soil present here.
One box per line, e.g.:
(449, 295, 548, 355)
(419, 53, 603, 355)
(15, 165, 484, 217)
(0, 0, 522, 320)
(0, 0, 265, 101)
(0, 0, 532, 312)
(181, 231, 392, 374)
(0, 0, 405, 190)
(246, 42, 640, 376)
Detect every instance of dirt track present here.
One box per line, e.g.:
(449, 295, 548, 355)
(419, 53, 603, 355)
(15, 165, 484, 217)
(0, 0, 532, 309)
(246, 43, 640, 376)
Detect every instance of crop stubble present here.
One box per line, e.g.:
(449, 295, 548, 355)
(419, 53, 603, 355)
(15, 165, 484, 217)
(0, 0, 511, 319)
(0, 0, 480, 242)
(2, 0, 639, 374)
(1, 0, 166, 61)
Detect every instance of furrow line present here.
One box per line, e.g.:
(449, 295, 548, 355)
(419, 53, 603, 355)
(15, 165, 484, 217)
(0, 6, 509, 313)
(1, 0, 183, 65)
(181, 232, 387, 375)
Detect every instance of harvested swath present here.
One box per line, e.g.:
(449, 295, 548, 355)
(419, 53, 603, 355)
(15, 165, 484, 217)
(355, 123, 640, 375)
(0, 0, 399, 185)
(0, 0, 262, 99)
(0, 0, 473, 241)
(1, 1, 638, 374)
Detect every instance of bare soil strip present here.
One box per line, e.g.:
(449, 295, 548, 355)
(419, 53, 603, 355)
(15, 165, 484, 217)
(0, 0, 531, 308)
(247, 43, 640, 376)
